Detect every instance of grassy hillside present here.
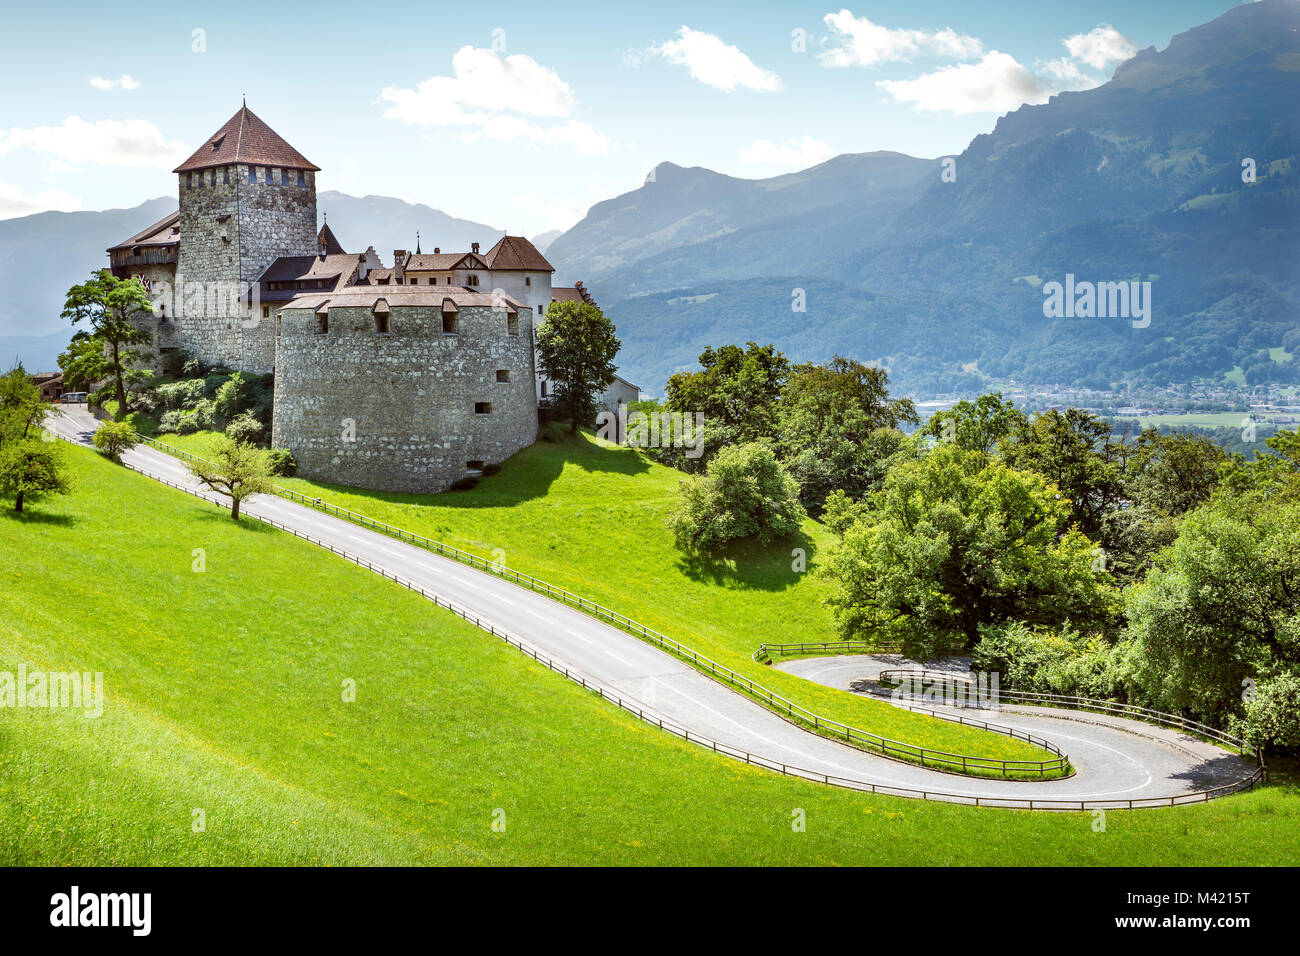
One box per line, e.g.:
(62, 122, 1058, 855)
(3, 447, 1299, 865)
(275, 431, 1061, 766)
(3, 447, 1298, 864)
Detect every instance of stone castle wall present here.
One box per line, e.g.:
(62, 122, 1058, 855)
(173, 164, 317, 373)
(271, 302, 538, 493)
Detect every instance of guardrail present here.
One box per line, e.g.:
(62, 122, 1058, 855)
(64, 439, 1265, 811)
(877, 669, 1264, 765)
(754, 640, 903, 663)
(116, 431, 1070, 780)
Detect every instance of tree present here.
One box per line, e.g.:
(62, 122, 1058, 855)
(775, 357, 918, 513)
(1125, 495, 1300, 723)
(1001, 408, 1125, 548)
(535, 301, 620, 433)
(188, 437, 272, 520)
(57, 331, 111, 394)
(92, 420, 139, 463)
(923, 392, 1027, 455)
(60, 270, 154, 413)
(663, 343, 791, 465)
(0, 440, 70, 513)
(669, 442, 806, 554)
(823, 445, 1118, 658)
(0, 365, 55, 444)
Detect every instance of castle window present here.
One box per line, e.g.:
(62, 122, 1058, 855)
(223, 166, 230, 184)
(262, 305, 270, 319)
(248, 166, 256, 184)
(316, 314, 328, 334)
(297, 170, 306, 186)
(281, 169, 290, 186)
(185, 172, 193, 189)
(442, 312, 458, 334)
(525, 276, 531, 286)
(495, 369, 510, 383)
(507, 314, 519, 336)
(474, 402, 492, 415)
(374, 312, 389, 334)
(537, 305, 543, 315)
(396, 278, 404, 285)
(467, 460, 485, 472)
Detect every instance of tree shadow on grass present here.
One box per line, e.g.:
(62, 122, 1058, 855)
(0, 507, 75, 527)
(673, 527, 818, 592)
(192, 509, 278, 534)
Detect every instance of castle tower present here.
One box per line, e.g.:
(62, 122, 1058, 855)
(172, 105, 320, 372)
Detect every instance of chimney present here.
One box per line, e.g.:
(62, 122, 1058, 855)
(471, 242, 480, 254)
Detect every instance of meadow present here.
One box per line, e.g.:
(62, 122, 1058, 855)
(2, 446, 1297, 865)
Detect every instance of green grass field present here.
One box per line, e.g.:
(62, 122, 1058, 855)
(3, 446, 1298, 865)
(272, 431, 1059, 768)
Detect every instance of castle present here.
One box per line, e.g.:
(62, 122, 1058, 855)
(106, 105, 632, 493)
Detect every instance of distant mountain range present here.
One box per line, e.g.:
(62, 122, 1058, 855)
(550, 0, 1300, 396)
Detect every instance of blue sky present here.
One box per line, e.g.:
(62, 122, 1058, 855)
(0, 0, 1245, 235)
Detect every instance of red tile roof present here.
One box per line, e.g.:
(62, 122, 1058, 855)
(173, 106, 320, 174)
(481, 235, 554, 272)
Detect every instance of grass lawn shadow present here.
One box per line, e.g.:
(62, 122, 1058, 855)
(674, 528, 818, 592)
(0, 507, 75, 527)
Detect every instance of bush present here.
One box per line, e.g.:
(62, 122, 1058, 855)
(668, 442, 806, 554)
(1233, 673, 1300, 754)
(214, 373, 250, 420)
(156, 410, 182, 434)
(266, 449, 297, 477)
(538, 421, 569, 443)
(226, 411, 264, 445)
(92, 420, 139, 463)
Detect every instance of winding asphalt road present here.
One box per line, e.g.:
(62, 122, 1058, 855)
(46, 406, 1259, 809)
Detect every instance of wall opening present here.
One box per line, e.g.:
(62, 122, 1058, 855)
(507, 314, 519, 336)
(442, 312, 458, 334)
(495, 369, 510, 383)
(316, 314, 328, 334)
(375, 312, 390, 334)
(474, 402, 492, 415)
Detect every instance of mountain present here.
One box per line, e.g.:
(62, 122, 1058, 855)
(0, 197, 176, 344)
(314, 191, 501, 258)
(547, 151, 935, 295)
(532, 229, 563, 254)
(556, 0, 1300, 396)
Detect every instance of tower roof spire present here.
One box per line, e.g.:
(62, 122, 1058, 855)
(173, 104, 320, 174)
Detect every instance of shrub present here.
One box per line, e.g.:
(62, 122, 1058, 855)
(156, 410, 182, 434)
(226, 411, 264, 445)
(668, 442, 806, 554)
(538, 421, 569, 443)
(214, 373, 250, 420)
(92, 420, 139, 463)
(1233, 673, 1300, 754)
(265, 449, 297, 477)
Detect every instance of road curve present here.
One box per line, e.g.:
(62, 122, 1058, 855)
(46, 406, 1259, 809)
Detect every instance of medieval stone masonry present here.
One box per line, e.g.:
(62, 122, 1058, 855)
(107, 104, 628, 494)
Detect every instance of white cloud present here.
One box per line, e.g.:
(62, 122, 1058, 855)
(644, 26, 782, 92)
(739, 136, 836, 169)
(820, 10, 983, 68)
(1063, 25, 1136, 70)
(877, 51, 1054, 114)
(89, 74, 140, 91)
(379, 46, 609, 154)
(0, 117, 187, 167)
(0, 181, 82, 220)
